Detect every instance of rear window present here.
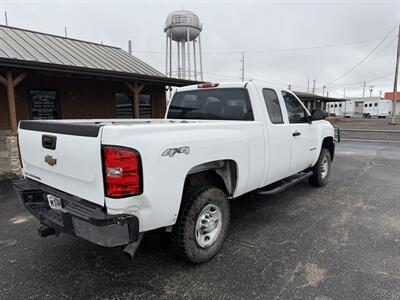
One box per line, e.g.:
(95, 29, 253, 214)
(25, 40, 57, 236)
(167, 88, 254, 121)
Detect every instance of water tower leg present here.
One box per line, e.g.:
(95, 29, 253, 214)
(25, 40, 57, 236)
(169, 31, 172, 77)
(182, 41, 186, 79)
(165, 34, 168, 76)
(193, 39, 197, 80)
(177, 42, 181, 79)
(199, 33, 203, 81)
(187, 27, 191, 80)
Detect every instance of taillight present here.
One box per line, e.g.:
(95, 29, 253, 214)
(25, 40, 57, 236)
(102, 146, 142, 198)
(197, 82, 219, 88)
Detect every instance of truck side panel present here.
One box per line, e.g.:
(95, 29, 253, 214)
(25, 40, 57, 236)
(101, 121, 265, 232)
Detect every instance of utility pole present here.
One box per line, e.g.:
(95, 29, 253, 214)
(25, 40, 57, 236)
(362, 82, 366, 98)
(288, 85, 292, 90)
(128, 40, 132, 55)
(312, 80, 316, 94)
(327, 91, 329, 98)
(64, 26, 68, 38)
(307, 76, 310, 93)
(5, 11, 8, 26)
(343, 87, 346, 98)
(240, 52, 245, 82)
(369, 85, 374, 97)
(390, 23, 400, 125)
(322, 85, 326, 97)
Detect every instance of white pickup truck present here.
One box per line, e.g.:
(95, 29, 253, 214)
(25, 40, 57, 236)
(14, 81, 336, 263)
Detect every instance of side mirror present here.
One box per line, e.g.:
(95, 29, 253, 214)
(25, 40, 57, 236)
(311, 109, 326, 121)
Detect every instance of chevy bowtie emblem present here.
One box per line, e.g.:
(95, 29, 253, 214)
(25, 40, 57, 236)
(44, 154, 57, 166)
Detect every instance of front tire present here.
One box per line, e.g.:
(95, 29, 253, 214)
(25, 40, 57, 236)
(173, 186, 230, 264)
(309, 148, 331, 187)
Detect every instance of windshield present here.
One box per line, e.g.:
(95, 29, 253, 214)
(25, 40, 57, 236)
(167, 88, 254, 121)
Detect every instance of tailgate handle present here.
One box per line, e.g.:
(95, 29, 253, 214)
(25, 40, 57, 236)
(42, 135, 57, 150)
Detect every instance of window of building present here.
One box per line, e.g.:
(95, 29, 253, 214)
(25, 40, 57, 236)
(335, 104, 337, 108)
(369, 103, 372, 107)
(115, 93, 152, 118)
(339, 104, 342, 107)
(139, 95, 152, 118)
(374, 103, 378, 107)
(281, 91, 307, 123)
(365, 103, 368, 107)
(115, 93, 132, 118)
(262, 88, 283, 124)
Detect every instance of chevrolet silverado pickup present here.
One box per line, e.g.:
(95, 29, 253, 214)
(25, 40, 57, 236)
(13, 81, 336, 263)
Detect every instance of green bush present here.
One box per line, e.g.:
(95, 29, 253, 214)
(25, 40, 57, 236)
(0, 172, 17, 180)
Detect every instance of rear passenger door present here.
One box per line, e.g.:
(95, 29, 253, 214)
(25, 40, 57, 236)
(261, 88, 291, 185)
(281, 91, 318, 174)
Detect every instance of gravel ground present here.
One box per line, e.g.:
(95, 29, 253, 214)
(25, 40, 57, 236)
(329, 116, 400, 141)
(1, 141, 400, 299)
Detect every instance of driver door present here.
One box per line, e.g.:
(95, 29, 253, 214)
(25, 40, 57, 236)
(281, 91, 318, 174)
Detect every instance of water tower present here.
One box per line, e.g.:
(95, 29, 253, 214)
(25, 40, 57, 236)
(164, 10, 203, 80)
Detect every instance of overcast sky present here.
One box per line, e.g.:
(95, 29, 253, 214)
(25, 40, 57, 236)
(1, 0, 400, 97)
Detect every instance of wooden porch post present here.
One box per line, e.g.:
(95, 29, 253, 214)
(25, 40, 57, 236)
(0, 71, 27, 136)
(126, 82, 145, 118)
(6, 72, 17, 135)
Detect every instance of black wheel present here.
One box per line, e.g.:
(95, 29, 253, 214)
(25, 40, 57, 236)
(173, 186, 230, 264)
(309, 148, 331, 187)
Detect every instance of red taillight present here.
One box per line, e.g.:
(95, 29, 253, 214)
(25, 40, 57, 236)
(197, 82, 219, 88)
(102, 146, 142, 198)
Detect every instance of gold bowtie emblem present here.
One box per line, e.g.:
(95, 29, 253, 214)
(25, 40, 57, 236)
(44, 155, 57, 166)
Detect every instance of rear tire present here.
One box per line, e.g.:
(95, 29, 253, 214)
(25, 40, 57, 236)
(309, 148, 331, 187)
(173, 186, 230, 264)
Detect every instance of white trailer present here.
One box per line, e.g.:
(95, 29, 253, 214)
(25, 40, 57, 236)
(362, 100, 392, 118)
(326, 101, 354, 117)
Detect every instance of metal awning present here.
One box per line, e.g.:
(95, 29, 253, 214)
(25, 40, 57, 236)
(293, 91, 347, 102)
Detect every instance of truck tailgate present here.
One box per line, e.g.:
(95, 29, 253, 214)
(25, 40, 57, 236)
(18, 121, 105, 206)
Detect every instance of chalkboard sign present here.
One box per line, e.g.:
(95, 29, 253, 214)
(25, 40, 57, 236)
(28, 90, 59, 120)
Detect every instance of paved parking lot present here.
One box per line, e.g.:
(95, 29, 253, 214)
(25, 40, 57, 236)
(1, 141, 400, 299)
(329, 116, 400, 141)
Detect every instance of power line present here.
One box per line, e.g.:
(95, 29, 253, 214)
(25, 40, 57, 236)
(324, 25, 398, 87)
(203, 71, 241, 80)
(132, 37, 382, 55)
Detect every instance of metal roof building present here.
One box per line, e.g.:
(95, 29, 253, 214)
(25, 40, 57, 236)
(0, 25, 196, 87)
(0, 25, 198, 173)
(293, 91, 346, 111)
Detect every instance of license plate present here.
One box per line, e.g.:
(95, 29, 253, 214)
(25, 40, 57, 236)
(47, 194, 62, 210)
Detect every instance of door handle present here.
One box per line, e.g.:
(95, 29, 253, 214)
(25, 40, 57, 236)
(292, 131, 301, 137)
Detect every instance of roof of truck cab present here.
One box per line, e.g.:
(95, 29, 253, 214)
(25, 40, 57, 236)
(176, 82, 249, 92)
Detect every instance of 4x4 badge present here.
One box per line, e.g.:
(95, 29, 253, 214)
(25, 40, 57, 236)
(162, 147, 190, 157)
(44, 155, 57, 166)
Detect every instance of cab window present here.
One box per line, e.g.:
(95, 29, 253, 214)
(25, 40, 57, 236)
(281, 91, 308, 123)
(262, 88, 283, 124)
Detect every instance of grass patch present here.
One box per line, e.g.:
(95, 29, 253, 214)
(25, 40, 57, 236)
(0, 171, 17, 180)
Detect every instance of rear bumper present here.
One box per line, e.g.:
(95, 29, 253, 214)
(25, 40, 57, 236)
(13, 178, 139, 247)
